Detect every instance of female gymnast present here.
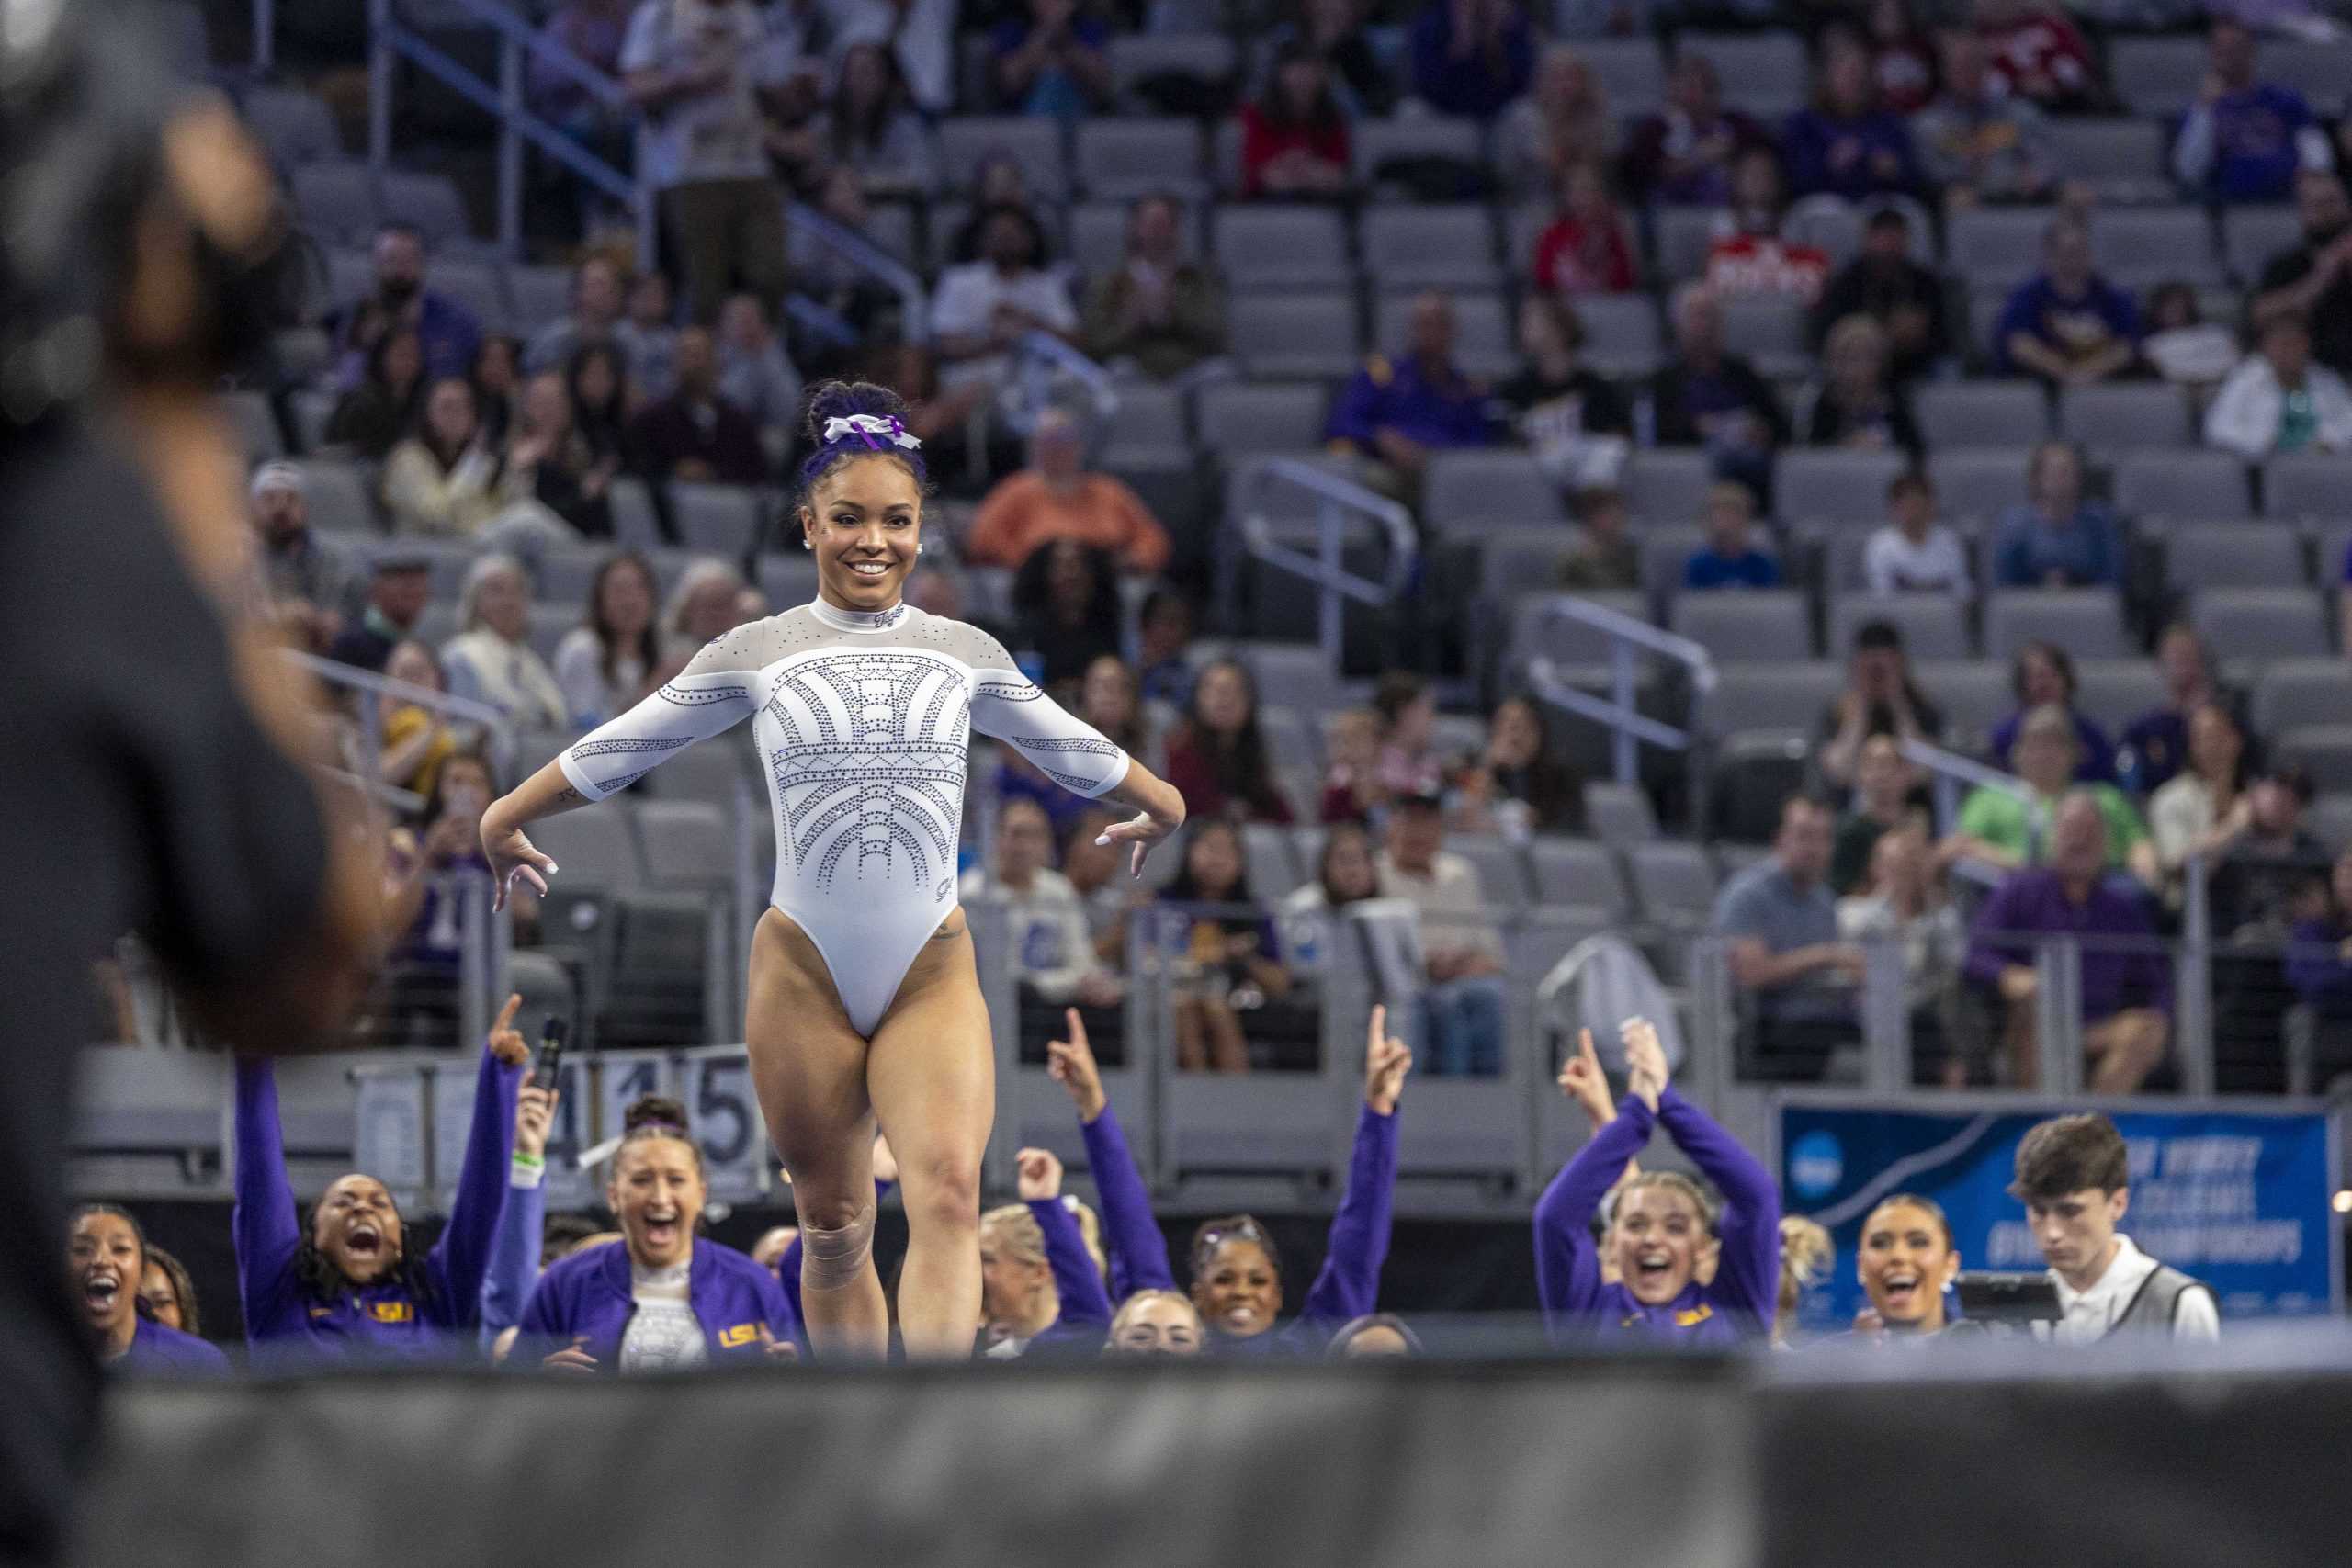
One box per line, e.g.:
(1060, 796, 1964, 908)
(478, 381, 1187, 1359)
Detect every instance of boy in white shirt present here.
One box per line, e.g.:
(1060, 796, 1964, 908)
(1862, 468, 1967, 596)
(2011, 1112, 2219, 1343)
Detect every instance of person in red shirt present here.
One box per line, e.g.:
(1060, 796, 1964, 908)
(1532, 159, 1639, 297)
(1162, 659, 1297, 824)
(964, 405, 1171, 573)
(1240, 43, 1352, 199)
(1702, 147, 1831, 304)
(1973, 0, 2100, 115)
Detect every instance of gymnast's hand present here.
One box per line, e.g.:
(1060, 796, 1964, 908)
(482, 820, 558, 913)
(1095, 768, 1186, 878)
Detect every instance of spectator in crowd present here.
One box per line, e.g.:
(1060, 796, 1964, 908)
(616, 268, 680, 401)
(384, 378, 576, 547)
(1838, 821, 1965, 1077)
(1811, 207, 1950, 383)
(1912, 26, 2056, 210)
(1713, 795, 1864, 1065)
(2204, 311, 2352, 460)
(1240, 44, 1353, 201)
(1379, 792, 1507, 1077)
(525, 255, 627, 378)
(1163, 658, 1296, 824)
(139, 1244, 202, 1339)
(69, 1206, 227, 1375)
(532, 0, 634, 136)
(2147, 701, 2251, 891)
(1650, 285, 1787, 499)
(251, 462, 350, 654)
(1080, 194, 1228, 382)
(1555, 484, 1641, 590)
(815, 41, 938, 196)
(1499, 43, 1615, 200)
(553, 553, 661, 728)
(825, 0, 959, 118)
(1078, 654, 1152, 762)
(1783, 34, 1923, 201)
(440, 554, 569, 732)
(1103, 1291, 1205, 1356)
(991, 0, 1112, 121)
(2286, 847, 2352, 1021)
(2209, 766, 2330, 941)
(787, 170, 904, 362)
(626, 324, 768, 486)
(966, 407, 1172, 574)
(1817, 618, 1947, 793)
(2120, 623, 2233, 794)
(965, 797, 1124, 1009)
(1326, 292, 1497, 487)
(508, 372, 616, 538)
(2253, 170, 2352, 378)
(1990, 640, 2117, 782)
(1012, 538, 1124, 688)
(1535, 1017, 1781, 1341)
(1862, 469, 1965, 594)
(1799, 313, 1921, 454)
(1949, 704, 2154, 883)
(977, 1152, 1113, 1358)
(1682, 480, 1780, 591)
(1319, 707, 1385, 826)
(325, 326, 427, 462)
(385, 752, 533, 987)
(1831, 733, 1921, 893)
(1261, 0, 1396, 121)
(1278, 821, 1381, 984)
(1060, 805, 1136, 960)
(378, 639, 458, 799)
(1159, 820, 1290, 1072)
(932, 204, 1079, 391)
(1453, 694, 1577, 837)
(1620, 51, 1769, 208)
(1136, 588, 1197, 707)
(331, 223, 483, 391)
(1703, 148, 1831, 305)
(1845, 1193, 1962, 1337)
(1966, 796, 2169, 1091)
(713, 292, 804, 437)
(328, 553, 433, 672)
(568, 343, 632, 470)
(1996, 216, 2139, 385)
(2011, 1113, 2218, 1337)
(1532, 160, 1639, 298)
(471, 335, 523, 447)
(854, 338, 1004, 491)
(1408, 0, 1535, 120)
(1991, 441, 2120, 587)
(653, 558, 751, 678)
(1864, 0, 1935, 114)
(517, 1101, 798, 1371)
(1973, 0, 2099, 115)
(1372, 671, 1445, 801)
(1499, 298, 1634, 495)
(2140, 281, 2243, 389)
(620, 0, 790, 324)
(2173, 18, 2328, 205)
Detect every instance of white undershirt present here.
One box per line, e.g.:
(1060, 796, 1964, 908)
(2044, 1234, 2220, 1343)
(620, 1259, 707, 1373)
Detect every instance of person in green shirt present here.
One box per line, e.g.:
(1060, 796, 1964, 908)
(1941, 704, 2159, 892)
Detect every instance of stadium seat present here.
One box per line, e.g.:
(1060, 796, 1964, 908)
(1574, 295, 1664, 378)
(223, 391, 283, 463)
(2042, 119, 2168, 204)
(1576, 37, 1666, 118)
(2262, 453, 2352, 521)
(1241, 642, 1350, 716)
(292, 161, 380, 244)
(295, 457, 379, 534)
(1914, 381, 2050, 452)
(526, 604, 575, 663)
(2255, 659, 2352, 737)
(1211, 205, 1352, 288)
(1423, 450, 1566, 531)
(1641, 526, 1709, 599)
(1695, 663, 1844, 738)
(666, 484, 763, 558)
(1360, 205, 1499, 290)
(1509, 590, 1647, 671)
(1983, 590, 2129, 660)
(758, 554, 820, 611)
(1718, 296, 1809, 378)
(1626, 841, 1717, 930)
(1920, 451, 2025, 525)
(1625, 448, 1713, 525)
(1351, 117, 1487, 190)
(1946, 209, 2053, 291)
(2259, 39, 2352, 114)
(2281, 728, 2352, 792)
(240, 85, 342, 169)
(2164, 523, 2307, 592)
(2113, 451, 2253, 521)
(1668, 592, 1812, 664)
(1073, 118, 1206, 201)
(379, 171, 476, 248)
(607, 477, 662, 551)
(1650, 206, 1725, 286)
(938, 117, 1069, 200)
(1827, 594, 1972, 662)
(1476, 525, 1581, 604)
(1914, 660, 2011, 749)
(2089, 207, 2221, 288)
(2070, 660, 2166, 735)
(1102, 382, 1188, 451)
(2191, 588, 2332, 661)
(2057, 383, 2192, 456)
(2109, 36, 2210, 117)
(1529, 839, 1631, 919)
(1773, 449, 1908, 528)
(1255, 706, 1319, 774)
(1240, 822, 1302, 900)
(429, 257, 508, 333)
(2222, 206, 2302, 287)
(1450, 835, 1531, 910)
(1228, 291, 1361, 380)
(1676, 32, 1808, 118)
(1375, 291, 1514, 379)
(1581, 781, 1657, 849)
(529, 809, 645, 888)
(1197, 381, 1329, 455)
(1106, 34, 1238, 110)
(505, 265, 571, 333)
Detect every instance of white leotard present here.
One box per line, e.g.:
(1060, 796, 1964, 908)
(556, 598, 1130, 1035)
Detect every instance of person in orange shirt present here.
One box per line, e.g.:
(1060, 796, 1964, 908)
(963, 406, 1172, 574)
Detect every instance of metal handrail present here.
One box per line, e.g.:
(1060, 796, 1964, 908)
(283, 648, 518, 782)
(1227, 457, 1419, 671)
(1518, 593, 1714, 787)
(1897, 737, 2035, 839)
(783, 201, 930, 346)
(1011, 329, 1119, 430)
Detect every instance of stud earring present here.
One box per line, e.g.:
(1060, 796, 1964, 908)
(916, 543, 925, 555)
(802, 538, 813, 550)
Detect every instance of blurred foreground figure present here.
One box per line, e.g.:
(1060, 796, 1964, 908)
(0, 9, 377, 1563)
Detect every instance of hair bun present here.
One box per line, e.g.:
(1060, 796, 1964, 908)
(802, 379, 912, 447)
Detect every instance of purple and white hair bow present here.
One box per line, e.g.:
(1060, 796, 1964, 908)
(820, 413, 922, 452)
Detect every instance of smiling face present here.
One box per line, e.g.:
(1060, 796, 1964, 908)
(609, 1134, 706, 1270)
(1612, 1181, 1706, 1306)
(312, 1175, 404, 1285)
(68, 1211, 143, 1341)
(1192, 1236, 1281, 1337)
(802, 452, 922, 613)
(139, 1260, 183, 1331)
(1859, 1199, 1957, 1330)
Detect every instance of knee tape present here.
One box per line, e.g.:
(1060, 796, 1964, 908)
(799, 1203, 876, 1291)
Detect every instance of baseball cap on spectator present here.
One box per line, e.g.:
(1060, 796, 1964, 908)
(249, 461, 304, 501)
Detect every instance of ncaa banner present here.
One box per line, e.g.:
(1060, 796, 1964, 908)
(1778, 1100, 2339, 1332)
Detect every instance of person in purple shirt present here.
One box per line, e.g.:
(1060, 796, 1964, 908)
(1408, 0, 1534, 120)
(1965, 793, 2170, 1093)
(233, 1015, 524, 1362)
(1534, 1017, 1781, 1344)
(1044, 1004, 1404, 1353)
(476, 998, 561, 1346)
(1988, 639, 2117, 785)
(1996, 216, 2138, 385)
(330, 224, 484, 394)
(1620, 52, 1770, 208)
(70, 1205, 230, 1378)
(517, 1108, 799, 1371)
(2172, 19, 2326, 206)
(1327, 292, 1497, 481)
(1682, 480, 1781, 591)
(978, 1149, 1114, 1358)
(1782, 37, 1921, 201)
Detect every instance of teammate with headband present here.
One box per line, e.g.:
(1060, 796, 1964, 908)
(476, 381, 1186, 1359)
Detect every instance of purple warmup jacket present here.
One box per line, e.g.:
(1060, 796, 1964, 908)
(515, 1235, 799, 1371)
(1084, 1099, 1398, 1353)
(1011, 1194, 1116, 1355)
(114, 1315, 231, 1377)
(233, 1049, 519, 1360)
(1534, 1088, 1780, 1345)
